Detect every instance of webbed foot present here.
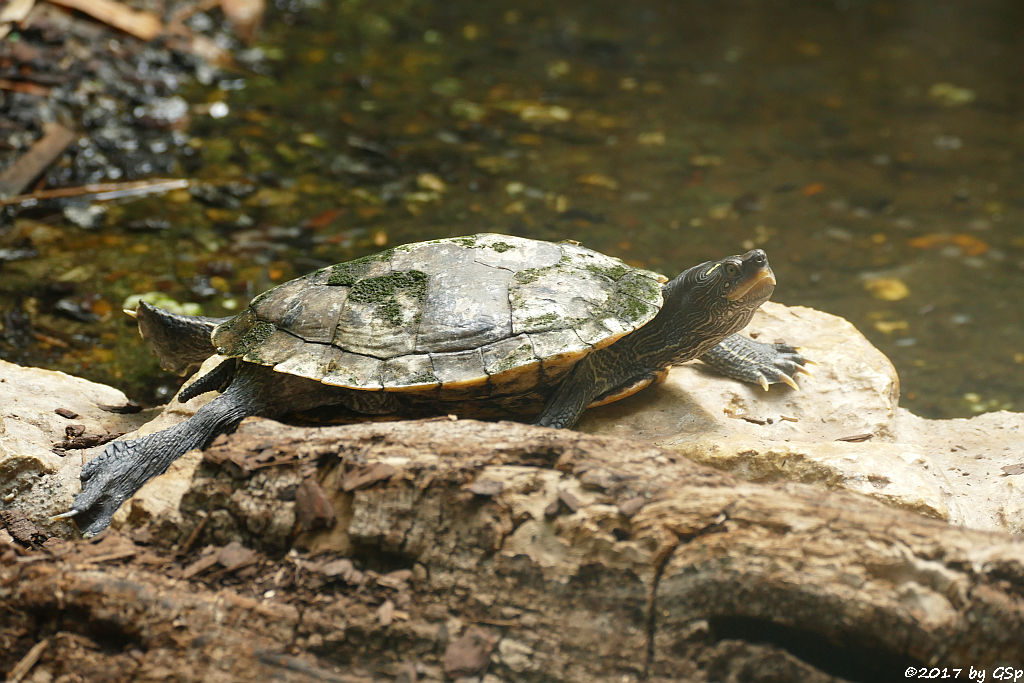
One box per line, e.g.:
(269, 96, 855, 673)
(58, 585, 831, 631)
(700, 334, 810, 390)
(56, 431, 192, 536)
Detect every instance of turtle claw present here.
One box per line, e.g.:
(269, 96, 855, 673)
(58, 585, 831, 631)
(777, 372, 800, 391)
(49, 509, 80, 521)
(699, 335, 810, 391)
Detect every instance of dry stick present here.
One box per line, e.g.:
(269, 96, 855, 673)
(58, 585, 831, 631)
(6, 638, 50, 683)
(44, 0, 162, 40)
(0, 122, 76, 198)
(0, 178, 191, 206)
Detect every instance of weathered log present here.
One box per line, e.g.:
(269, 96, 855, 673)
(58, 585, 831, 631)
(4, 418, 1024, 681)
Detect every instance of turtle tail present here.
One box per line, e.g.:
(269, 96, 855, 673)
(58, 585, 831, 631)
(132, 301, 229, 376)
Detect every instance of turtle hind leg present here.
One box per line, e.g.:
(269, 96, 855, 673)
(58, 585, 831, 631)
(62, 365, 383, 536)
(64, 365, 313, 536)
(133, 300, 228, 376)
(699, 333, 808, 390)
(66, 369, 260, 536)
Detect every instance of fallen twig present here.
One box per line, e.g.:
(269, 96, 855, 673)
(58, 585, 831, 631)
(45, 0, 162, 40)
(0, 78, 53, 96)
(0, 177, 191, 206)
(0, 122, 76, 198)
(6, 638, 50, 683)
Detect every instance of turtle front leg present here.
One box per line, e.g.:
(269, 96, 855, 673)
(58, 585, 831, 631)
(699, 333, 809, 390)
(533, 351, 626, 429)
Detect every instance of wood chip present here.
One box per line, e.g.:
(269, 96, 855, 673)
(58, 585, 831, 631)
(0, 0, 35, 42)
(295, 477, 336, 531)
(54, 407, 79, 419)
(376, 569, 412, 590)
(182, 549, 220, 579)
(376, 598, 395, 626)
(465, 479, 503, 497)
(443, 626, 499, 679)
(617, 496, 646, 517)
(217, 541, 258, 571)
(835, 433, 874, 443)
(318, 558, 364, 584)
(557, 489, 582, 512)
(98, 401, 142, 414)
(0, 510, 46, 547)
(343, 463, 396, 491)
(0, 0, 35, 24)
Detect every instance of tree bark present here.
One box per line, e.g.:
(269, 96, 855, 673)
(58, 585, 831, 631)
(3, 417, 1023, 682)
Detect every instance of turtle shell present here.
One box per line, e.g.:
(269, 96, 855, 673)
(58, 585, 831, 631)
(212, 234, 666, 398)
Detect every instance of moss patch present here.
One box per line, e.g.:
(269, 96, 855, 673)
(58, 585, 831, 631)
(490, 342, 534, 373)
(489, 241, 514, 253)
(327, 249, 395, 286)
(220, 319, 275, 357)
(404, 370, 440, 385)
(348, 270, 428, 326)
(585, 262, 630, 281)
(513, 250, 573, 285)
(616, 272, 662, 303)
(521, 312, 559, 329)
(451, 236, 478, 248)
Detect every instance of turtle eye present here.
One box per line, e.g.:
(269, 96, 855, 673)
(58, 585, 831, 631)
(724, 263, 741, 278)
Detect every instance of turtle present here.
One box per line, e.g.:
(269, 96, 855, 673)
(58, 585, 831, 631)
(58, 233, 806, 535)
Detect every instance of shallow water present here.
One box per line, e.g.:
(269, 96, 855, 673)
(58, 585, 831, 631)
(2, 0, 1021, 417)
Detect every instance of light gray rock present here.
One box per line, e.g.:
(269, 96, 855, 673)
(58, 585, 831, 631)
(2, 303, 1021, 536)
(0, 359, 151, 533)
(577, 302, 1024, 533)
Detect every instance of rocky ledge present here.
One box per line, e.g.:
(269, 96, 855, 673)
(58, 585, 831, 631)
(2, 302, 1020, 537)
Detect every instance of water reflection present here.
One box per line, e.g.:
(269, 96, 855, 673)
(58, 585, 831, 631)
(2, 0, 1020, 418)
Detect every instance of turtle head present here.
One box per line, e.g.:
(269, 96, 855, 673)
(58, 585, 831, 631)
(657, 249, 776, 362)
(712, 248, 775, 306)
(678, 248, 775, 310)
